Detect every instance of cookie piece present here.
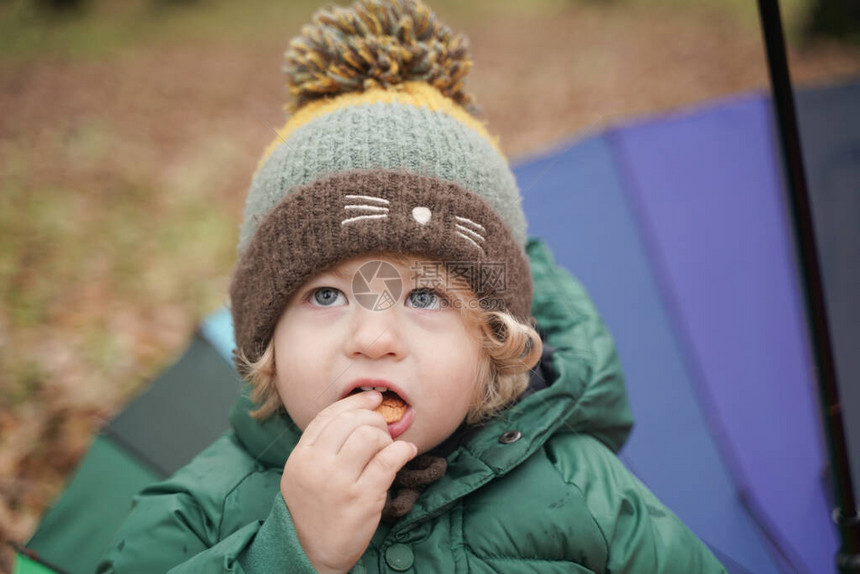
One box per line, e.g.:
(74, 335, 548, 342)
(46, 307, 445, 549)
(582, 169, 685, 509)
(375, 394, 408, 424)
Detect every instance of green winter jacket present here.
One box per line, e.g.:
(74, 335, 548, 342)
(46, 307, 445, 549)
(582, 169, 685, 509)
(97, 237, 726, 574)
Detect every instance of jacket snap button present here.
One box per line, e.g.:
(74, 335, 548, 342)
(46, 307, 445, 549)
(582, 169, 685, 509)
(499, 430, 522, 444)
(385, 543, 414, 571)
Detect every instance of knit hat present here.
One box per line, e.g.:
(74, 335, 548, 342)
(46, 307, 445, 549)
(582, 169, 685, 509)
(230, 0, 533, 370)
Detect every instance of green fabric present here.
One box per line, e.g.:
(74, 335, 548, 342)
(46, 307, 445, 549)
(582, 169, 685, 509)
(238, 494, 316, 574)
(107, 334, 241, 476)
(97, 237, 725, 573)
(241, 103, 526, 252)
(27, 435, 160, 574)
(13, 553, 59, 574)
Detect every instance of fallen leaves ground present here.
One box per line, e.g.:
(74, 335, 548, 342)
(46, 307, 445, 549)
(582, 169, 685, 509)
(0, 0, 858, 571)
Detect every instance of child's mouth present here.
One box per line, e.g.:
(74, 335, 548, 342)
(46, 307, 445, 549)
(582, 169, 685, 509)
(386, 406, 413, 439)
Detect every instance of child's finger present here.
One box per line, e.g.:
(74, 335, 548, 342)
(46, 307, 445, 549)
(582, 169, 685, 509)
(338, 424, 395, 479)
(357, 441, 418, 490)
(313, 409, 388, 454)
(301, 391, 382, 444)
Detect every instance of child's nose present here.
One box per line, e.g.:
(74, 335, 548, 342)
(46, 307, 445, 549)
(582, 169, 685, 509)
(344, 307, 406, 360)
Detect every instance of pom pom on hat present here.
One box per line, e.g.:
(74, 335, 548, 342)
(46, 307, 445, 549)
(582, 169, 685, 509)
(283, 0, 476, 112)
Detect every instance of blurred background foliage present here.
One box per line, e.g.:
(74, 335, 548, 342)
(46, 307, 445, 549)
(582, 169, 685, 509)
(0, 0, 858, 569)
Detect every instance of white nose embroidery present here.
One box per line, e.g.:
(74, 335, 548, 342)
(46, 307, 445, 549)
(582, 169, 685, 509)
(412, 206, 431, 225)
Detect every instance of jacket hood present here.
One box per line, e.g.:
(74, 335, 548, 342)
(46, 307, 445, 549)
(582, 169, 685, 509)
(229, 237, 633, 470)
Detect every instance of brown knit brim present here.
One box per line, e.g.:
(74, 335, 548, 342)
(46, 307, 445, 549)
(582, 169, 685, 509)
(230, 169, 533, 369)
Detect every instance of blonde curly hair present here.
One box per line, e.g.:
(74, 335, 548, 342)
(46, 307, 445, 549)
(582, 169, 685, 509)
(237, 252, 543, 424)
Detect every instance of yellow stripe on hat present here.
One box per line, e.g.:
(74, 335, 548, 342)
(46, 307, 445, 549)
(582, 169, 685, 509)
(258, 82, 504, 170)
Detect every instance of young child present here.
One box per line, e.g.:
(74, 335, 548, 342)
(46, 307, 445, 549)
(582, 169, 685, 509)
(98, 0, 727, 572)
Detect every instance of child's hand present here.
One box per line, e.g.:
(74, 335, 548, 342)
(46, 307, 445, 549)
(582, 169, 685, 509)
(280, 391, 418, 574)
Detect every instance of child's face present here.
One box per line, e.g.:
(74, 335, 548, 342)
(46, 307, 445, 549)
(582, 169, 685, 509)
(272, 254, 484, 454)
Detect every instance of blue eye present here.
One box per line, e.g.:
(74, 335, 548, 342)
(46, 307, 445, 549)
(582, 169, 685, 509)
(407, 288, 444, 310)
(310, 287, 345, 307)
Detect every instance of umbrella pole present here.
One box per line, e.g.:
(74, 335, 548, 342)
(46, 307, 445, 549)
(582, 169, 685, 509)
(755, 0, 860, 571)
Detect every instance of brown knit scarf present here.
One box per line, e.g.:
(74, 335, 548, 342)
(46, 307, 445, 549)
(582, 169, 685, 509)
(381, 455, 448, 523)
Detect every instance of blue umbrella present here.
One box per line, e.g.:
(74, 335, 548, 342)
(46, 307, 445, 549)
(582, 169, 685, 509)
(516, 22, 859, 570)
